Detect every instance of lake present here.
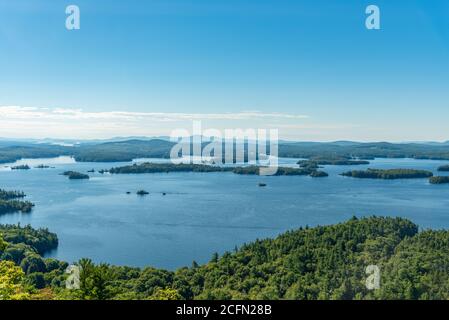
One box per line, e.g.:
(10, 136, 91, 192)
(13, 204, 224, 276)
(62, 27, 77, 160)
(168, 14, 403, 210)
(0, 156, 448, 270)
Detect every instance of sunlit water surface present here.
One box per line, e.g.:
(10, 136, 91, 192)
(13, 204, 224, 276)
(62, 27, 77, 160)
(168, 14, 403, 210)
(0, 156, 448, 269)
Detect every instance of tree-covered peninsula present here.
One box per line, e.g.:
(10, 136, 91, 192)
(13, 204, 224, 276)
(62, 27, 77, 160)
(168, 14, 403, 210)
(107, 163, 328, 178)
(437, 165, 449, 172)
(109, 163, 231, 174)
(341, 168, 433, 179)
(1, 216, 449, 300)
(0, 189, 34, 215)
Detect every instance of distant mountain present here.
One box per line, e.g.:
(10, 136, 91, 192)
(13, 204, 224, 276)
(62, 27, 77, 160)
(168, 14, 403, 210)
(330, 141, 363, 146)
(73, 139, 176, 162)
(2, 138, 449, 164)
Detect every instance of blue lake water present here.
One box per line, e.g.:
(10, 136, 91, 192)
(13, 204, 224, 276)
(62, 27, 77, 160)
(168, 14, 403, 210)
(0, 156, 448, 270)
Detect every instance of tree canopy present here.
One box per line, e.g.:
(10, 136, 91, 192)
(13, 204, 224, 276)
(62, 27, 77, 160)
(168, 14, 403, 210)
(2, 216, 449, 300)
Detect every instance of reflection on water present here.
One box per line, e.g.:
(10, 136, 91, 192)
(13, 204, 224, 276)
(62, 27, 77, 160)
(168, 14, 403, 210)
(0, 156, 448, 269)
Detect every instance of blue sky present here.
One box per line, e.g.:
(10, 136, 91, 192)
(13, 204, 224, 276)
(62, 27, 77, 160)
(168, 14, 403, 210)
(0, 0, 448, 140)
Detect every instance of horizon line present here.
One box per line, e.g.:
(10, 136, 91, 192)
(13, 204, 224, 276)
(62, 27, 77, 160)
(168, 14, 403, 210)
(0, 136, 448, 145)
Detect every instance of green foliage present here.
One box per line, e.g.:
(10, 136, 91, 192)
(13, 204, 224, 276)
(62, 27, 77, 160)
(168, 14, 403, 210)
(0, 199, 34, 215)
(3, 217, 449, 300)
(0, 189, 34, 215)
(109, 162, 327, 178)
(149, 288, 182, 300)
(341, 168, 433, 179)
(437, 165, 449, 172)
(0, 236, 6, 252)
(76, 258, 115, 300)
(0, 189, 26, 201)
(109, 163, 230, 174)
(0, 224, 58, 255)
(26, 272, 46, 289)
(20, 254, 47, 274)
(375, 230, 449, 299)
(233, 166, 312, 176)
(0, 260, 30, 300)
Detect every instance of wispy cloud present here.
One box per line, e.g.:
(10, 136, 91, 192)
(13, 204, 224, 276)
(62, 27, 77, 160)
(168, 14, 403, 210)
(0, 106, 308, 122)
(0, 106, 310, 139)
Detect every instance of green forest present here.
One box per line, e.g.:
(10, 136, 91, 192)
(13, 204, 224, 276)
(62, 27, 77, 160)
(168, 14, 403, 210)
(3, 140, 449, 164)
(341, 169, 434, 179)
(1, 216, 449, 300)
(107, 163, 328, 178)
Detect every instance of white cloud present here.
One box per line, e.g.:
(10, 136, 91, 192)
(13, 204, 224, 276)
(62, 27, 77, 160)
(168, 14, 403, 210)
(0, 106, 310, 139)
(0, 106, 308, 121)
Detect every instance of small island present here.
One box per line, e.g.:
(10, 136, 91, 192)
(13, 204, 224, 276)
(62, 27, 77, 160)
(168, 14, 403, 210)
(62, 171, 90, 180)
(0, 188, 34, 215)
(437, 165, 449, 172)
(310, 170, 329, 178)
(341, 168, 433, 180)
(137, 190, 150, 196)
(108, 162, 329, 178)
(429, 176, 449, 184)
(11, 164, 30, 170)
(35, 164, 50, 169)
(233, 166, 313, 176)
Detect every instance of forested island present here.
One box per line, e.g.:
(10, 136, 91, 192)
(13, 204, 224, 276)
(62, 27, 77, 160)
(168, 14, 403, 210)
(109, 163, 230, 174)
(279, 141, 449, 160)
(232, 165, 313, 176)
(0, 189, 34, 215)
(107, 163, 328, 178)
(429, 176, 449, 184)
(1, 216, 449, 300)
(136, 190, 150, 196)
(438, 165, 449, 172)
(62, 171, 90, 180)
(341, 169, 433, 180)
(11, 165, 30, 170)
(297, 158, 370, 166)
